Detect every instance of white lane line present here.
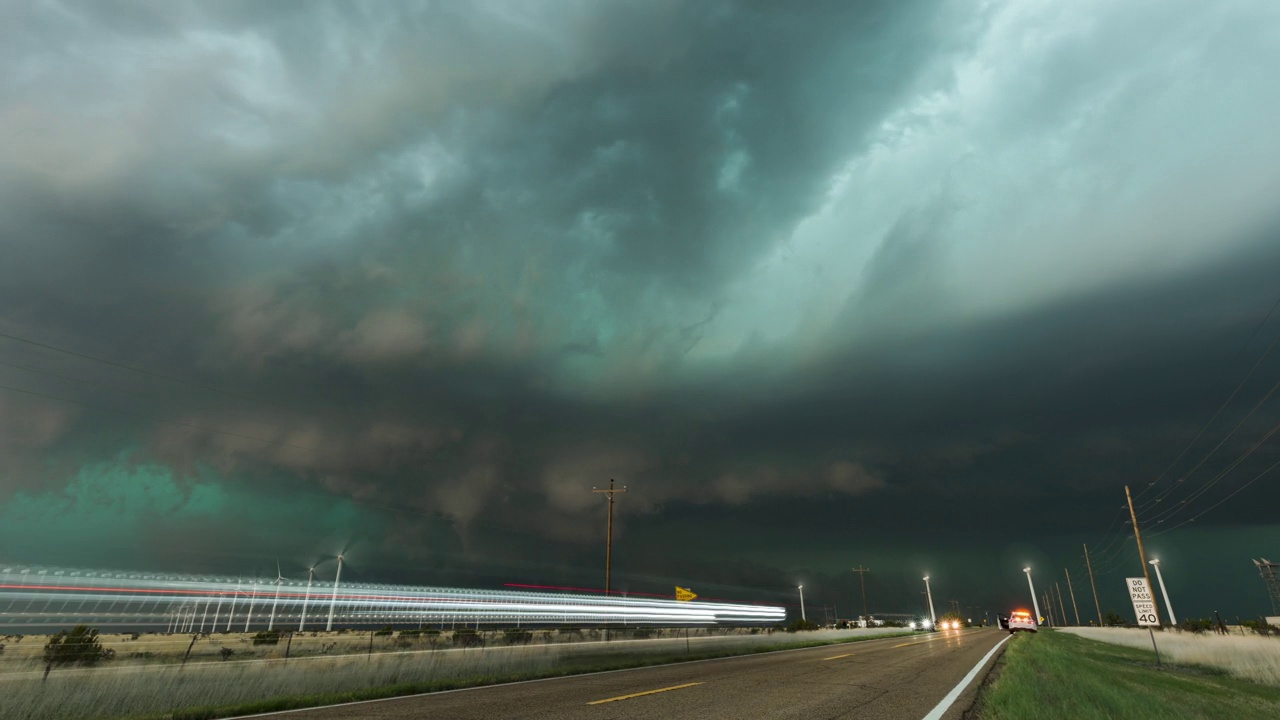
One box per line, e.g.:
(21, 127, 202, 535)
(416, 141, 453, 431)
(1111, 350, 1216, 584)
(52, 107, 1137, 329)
(920, 633, 1011, 720)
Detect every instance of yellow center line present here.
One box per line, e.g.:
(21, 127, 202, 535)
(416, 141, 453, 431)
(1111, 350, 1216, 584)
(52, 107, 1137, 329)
(823, 653, 853, 660)
(587, 682, 704, 705)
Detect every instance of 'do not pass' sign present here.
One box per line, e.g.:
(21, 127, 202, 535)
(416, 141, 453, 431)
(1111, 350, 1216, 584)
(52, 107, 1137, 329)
(1126, 577, 1159, 627)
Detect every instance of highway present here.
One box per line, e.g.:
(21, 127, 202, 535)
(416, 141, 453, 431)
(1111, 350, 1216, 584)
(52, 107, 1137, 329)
(250, 628, 1008, 720)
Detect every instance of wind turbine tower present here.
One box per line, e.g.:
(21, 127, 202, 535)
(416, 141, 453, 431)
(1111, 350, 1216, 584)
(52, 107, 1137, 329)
(326, 553, 344, 631)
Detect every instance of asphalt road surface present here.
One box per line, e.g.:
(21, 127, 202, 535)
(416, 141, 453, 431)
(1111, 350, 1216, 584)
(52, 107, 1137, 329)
(250, 628, 1008, 720)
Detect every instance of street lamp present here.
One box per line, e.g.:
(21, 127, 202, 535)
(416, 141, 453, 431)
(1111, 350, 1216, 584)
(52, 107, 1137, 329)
(1149, 559, 1177, 625)
(798, 585, 807, 622)
(922, 576, 936, 625)
(1023, 567, 1042, 627)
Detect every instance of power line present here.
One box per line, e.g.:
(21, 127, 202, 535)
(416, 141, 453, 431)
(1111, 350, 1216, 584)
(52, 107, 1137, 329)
(1139, 375, 1280, 522)
(1149, 457, 1280, 537)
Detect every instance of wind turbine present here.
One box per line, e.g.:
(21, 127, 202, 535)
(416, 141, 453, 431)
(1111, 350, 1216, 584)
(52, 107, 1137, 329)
(268, 561, 285, 632)
(225, 577, 241, 632)
(244, 574, 259, 632)
(326, 551, 345, 631)
(298, 564, 317, 632)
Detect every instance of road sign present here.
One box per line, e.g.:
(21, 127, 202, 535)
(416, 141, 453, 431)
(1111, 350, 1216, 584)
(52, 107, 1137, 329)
(675, 586, 697, 602)
(1126, 577, 1159, 626)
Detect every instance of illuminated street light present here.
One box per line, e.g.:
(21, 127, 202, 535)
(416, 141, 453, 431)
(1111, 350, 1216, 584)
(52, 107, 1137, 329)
(1023, 567, 1042, 627)
(1149, 559, 1177, 625)
(922, 576, 936, 624)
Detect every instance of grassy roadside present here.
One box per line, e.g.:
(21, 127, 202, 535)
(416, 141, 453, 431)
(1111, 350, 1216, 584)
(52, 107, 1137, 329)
(153, 631, 916, 720)
(977, 630, 1280, 719)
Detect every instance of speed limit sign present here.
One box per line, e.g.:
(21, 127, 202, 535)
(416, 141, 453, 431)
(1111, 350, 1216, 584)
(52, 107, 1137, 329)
(1126, 577, 1159, 626)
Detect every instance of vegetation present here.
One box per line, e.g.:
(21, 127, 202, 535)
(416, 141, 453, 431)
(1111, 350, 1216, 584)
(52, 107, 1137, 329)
(784, 618, 820, 632)
(43, 626, 114, 678)
(1104, 610, 1126, 627)
(452, 628, 484, 648)
(1064, 627, 1280, 686)
(980, 630, 1280, 720)
(503, 628, 532, 645)
(1, 627, 909, 720)
(251, 630, 281, 646)
(373, 625, 394, 636)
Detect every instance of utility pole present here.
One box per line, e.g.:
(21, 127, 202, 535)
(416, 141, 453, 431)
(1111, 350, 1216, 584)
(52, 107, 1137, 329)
(1084, 544, 1103, 626)
(592, 479, 627, 596)
(852, 567, 870, 624)
(1125, 485, 1162, 627)
(1054, 583, 1068, 626)
(1064, 568, 1081, 626)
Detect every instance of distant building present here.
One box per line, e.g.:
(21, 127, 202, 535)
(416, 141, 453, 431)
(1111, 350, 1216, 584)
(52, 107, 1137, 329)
(1254, 558, 1280, 615)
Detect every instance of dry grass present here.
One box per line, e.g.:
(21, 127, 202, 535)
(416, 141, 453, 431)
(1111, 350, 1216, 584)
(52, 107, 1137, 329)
(0, 627, 901, 719)
(1061, 627, 1280, 686)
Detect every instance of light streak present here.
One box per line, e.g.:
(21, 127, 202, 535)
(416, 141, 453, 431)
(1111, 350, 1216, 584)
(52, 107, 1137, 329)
(0, 565, 785, 630)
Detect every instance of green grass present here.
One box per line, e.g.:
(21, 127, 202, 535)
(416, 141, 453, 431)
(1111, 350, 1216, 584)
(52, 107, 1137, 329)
(979, 630, 1280, 720)
(151, 631, 915, 720)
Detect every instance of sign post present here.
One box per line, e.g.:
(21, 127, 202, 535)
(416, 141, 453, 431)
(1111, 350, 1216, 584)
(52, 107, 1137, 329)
(1126, 577, 1162, 667)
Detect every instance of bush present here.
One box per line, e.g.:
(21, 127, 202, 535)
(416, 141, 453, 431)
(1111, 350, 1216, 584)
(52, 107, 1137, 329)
(631, 628, 655, 640)
(1104, 610, 1126, 627)
(43, 626, 113, 674)
(504, 628, 532, 645)
(786, 619, 819, 633)
(1179, 618, 1213, 634)
(374, 626, 394, 636)
(251, 630, 281, 645)
(1241, 620, 1279, 636)
(219, 647, 235, 661)
(453, 629, 484, 648)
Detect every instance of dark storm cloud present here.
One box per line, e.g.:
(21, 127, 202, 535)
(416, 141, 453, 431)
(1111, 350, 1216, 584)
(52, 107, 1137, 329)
(3, 0, 1280, 614)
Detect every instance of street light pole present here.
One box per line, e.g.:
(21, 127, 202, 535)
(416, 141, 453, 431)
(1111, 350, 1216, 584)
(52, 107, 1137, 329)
(1023, 567, 1042, 627)
(922, 576, 936, 624)
(1149, 559, 1177, 625)
(798, 585, 807, 622)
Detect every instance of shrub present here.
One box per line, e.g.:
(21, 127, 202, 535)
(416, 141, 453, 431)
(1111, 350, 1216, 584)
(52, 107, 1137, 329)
(786, 619, 819, 633)
(251, 630, 281, 645)
(43, 626, 114, 675)
(1179, 618, 1214, 634)
(453, 629, 484, 648)
(374, 626, 394, 637)
(1104, 610, 1126, 627)
(503, 629, 532, 645)
(218, 647, 235, 661)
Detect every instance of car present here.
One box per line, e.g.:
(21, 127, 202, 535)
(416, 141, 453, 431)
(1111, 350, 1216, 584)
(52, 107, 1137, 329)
(1008, 609, 1037, 633)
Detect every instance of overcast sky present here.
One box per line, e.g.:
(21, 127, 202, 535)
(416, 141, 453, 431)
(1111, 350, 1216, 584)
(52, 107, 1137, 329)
(3, 0, 1280, 619)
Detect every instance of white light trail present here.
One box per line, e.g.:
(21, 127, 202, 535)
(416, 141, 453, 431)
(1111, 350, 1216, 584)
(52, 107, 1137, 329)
(0, 565, 785, 630)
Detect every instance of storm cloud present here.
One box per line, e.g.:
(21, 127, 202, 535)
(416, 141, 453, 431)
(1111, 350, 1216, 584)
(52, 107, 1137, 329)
(2, 0, 1280, 616)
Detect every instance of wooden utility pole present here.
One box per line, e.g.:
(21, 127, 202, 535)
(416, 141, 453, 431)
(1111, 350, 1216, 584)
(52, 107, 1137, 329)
(852, 566, 870, 622)
(1054, 583, 1068, 626)
(1064, 568, 1081, 626)
(1125, 485, 1162, 627)
(1084, 543, 1103, 626)
(592, 479, 627, 595)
